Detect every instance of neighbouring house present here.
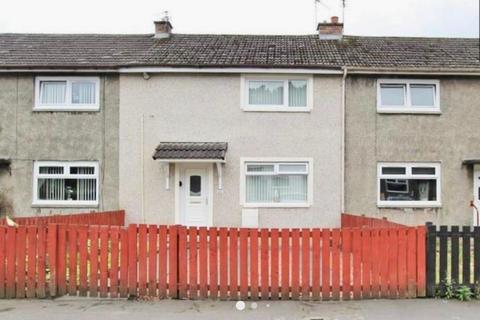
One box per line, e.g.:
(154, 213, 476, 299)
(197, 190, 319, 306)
(0, 16, 478, 227)
(344, 39, 480, 226)
(0, 71, 120, 216)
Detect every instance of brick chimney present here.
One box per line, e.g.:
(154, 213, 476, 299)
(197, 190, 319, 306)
(154, 13, 173, 39)
(317, 16, 343, 40)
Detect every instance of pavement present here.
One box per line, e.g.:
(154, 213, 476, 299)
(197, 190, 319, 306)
(0, 297, 479, 320)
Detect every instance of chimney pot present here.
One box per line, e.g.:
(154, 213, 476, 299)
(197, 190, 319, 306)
(317, 16, 343, 40)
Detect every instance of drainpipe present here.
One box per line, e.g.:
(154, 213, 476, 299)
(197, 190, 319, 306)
(140, 113, 146, 223)
(341, 67, 348, 213)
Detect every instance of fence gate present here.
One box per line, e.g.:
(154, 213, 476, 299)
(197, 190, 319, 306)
(426, 224, 480, 297)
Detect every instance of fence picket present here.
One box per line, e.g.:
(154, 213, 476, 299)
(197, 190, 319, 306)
(138, 225, 148, 297)
(414, 226, 426, 297)
(281, 229, 290, 299)
(331, 229, 341, 300)
(78, 226, 88, 297)
(301, 229, 310, 300)
(291, 229, 300, 299)
(209, 227, 218, 299)
(352, 229, 362, 300)
(260, 229, 269, 299)
(388, 229, 399, 299)
(26, 226, 37, 298)
(239, 228, 248, 300)
(451, 226, 459, 285)
(68, 226, 78, 296)
(322, 229, 331, 300)
(370, 229, 380, 298)
(6, 227, 15, 299)
(229, 228, 238, 299)
(127, 225, 137, 297)
(311, 229, 321, 300)
(16, 226, 26, 298)
(199, 227, 208, 298)
(406, 228, 417, 298)
(379, 228, 389, 298)
(168, 225, 178, 299)
(342, 228, 351, 300)
(177, 226, 187, 299)
(148, 225, 157, 297)
(110, 227, 120, 298)
(474, 227, 480, 285)
(57, 225, 67, 297)
(188, 227, 198, 299)
(99, 226, 109, 298)
(462, 226, 471, 285)
(89, 225, 100, 297)
(0, 228, 6, 299)
(270, 229, 279, 299)
(219, 227, 229, 300)
(361, 229, 371, 299)
(119, 228, 129, 298)
(157, 226, 167, 299)
(250, 229, 259, 300)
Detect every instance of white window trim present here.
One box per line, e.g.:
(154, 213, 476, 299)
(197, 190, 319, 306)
(240, 74, 313, 112)
(377, 162, 441, 208)
(377, 79, 440, 114)
(34, 76, 100, 111)
(240, 157, 313, 208)
(32, 161, 100, 207)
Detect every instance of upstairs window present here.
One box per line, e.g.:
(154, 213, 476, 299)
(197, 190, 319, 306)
(33, 161, 99, 207)
(35, 76, 100, 111)
(242, 75, 312, 112)
(377, 79, 440, 113)
(378, 162, 441, 207)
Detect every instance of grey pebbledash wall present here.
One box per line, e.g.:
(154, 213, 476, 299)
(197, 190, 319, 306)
(0, 74, 120, 217)
(119, 73, 344, 227)
(345, 75, 480, 226)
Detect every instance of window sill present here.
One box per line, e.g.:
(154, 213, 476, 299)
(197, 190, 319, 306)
(242, 106, 311, 113)
(33, 106, 100, 112)
(377, 202, 442, 209)
(32, 202, 99, 208)
(377, 108, 441, 115)
(242, 203, 311, 208)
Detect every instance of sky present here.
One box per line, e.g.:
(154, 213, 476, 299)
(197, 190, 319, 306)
(0, 0, 478, 37)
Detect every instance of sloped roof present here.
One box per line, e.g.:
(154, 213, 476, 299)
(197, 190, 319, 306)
(153, 142, 228, 160)
(0, 33, 478, 70)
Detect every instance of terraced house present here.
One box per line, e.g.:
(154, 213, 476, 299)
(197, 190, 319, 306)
(0, 17, 478, 227)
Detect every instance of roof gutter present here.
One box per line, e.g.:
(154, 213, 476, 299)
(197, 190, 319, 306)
(0, 68, 118, 73)
(117, 66, 344, 74)
(346, 67, 480, 76)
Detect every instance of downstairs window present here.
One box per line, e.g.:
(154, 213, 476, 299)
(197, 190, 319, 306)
(378, 162, 441, 207)
(33, 161, 99, 206)
(242, 160, 312, 207)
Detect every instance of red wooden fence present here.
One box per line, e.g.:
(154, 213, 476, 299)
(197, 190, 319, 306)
(0, 210, 125, 227)
(0, 223, 426, 300)
(341, 213, 406, 228)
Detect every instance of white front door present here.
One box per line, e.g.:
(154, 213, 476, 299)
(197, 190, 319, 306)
(474, 164, 480, 226)
(178, 165, 212, 226)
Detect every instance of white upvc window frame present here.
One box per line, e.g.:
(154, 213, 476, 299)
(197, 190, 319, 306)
(240, 157, 313, 208)
(377, 162, 441, 208)
(240, 74, 313, 112)
(377, 79, 440, 114)
(32, 161, 100, 207)
(34, 76, 100, 111)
